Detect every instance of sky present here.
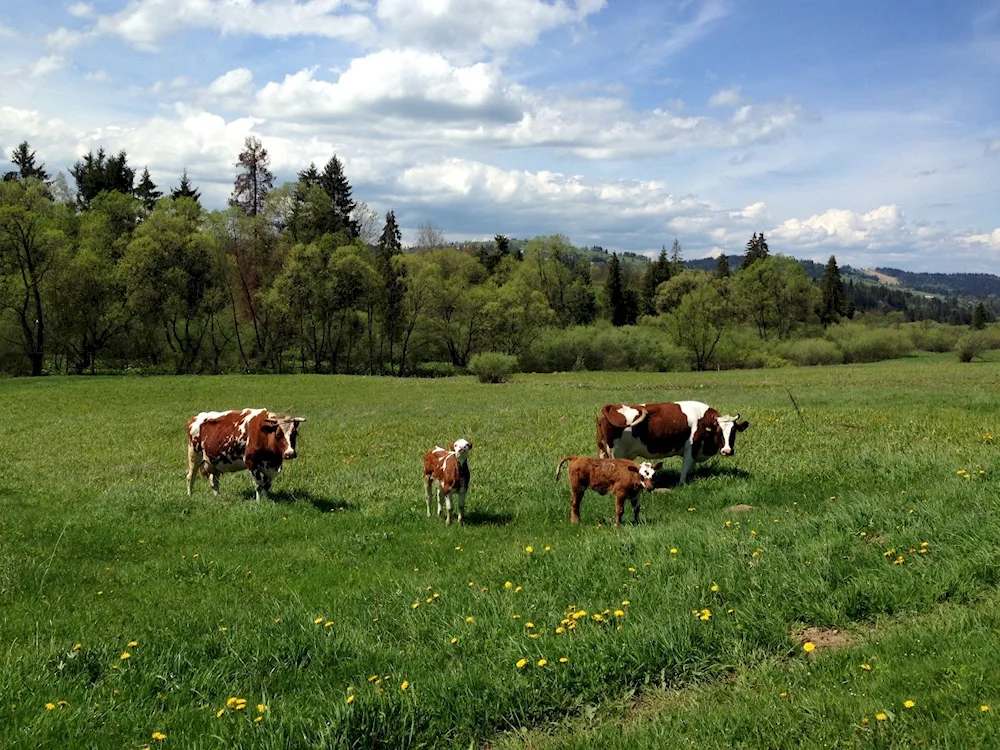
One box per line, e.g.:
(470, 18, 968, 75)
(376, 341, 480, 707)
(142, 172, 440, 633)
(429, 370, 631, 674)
(1, 0, 998, 273)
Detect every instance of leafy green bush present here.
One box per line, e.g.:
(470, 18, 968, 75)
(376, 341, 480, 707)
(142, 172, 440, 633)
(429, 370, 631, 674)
(520, 325, 688, 373)
(467, 352, 518, 383)
(824, 324, 913, 363)
(411, 361, 459, 378)
(778, 338, 844, 366)
(712, 327, 785, 370)
(956, 331, 989, 362)
(907, 322, 961, 353)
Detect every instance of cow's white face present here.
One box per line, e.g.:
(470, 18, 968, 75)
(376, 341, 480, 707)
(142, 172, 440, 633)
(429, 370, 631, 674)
(452, 439, 472, 462)
(717, 414, 749, 457)
(275, 416, 306, 460)
(637, 461, 661, 489)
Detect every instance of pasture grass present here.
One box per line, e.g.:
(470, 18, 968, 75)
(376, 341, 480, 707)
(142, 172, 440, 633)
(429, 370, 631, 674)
(1, 354, 998, 748)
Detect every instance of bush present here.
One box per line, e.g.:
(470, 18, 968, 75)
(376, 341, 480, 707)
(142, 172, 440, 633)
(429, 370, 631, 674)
(711, 327, 785, 370)
(467, 352, 518, 383)
(908, 323, 961, 353)
(779, 338, 844, 366)
(956, 331, 989, 363)
(519, 325, 688, 373)
(410, 361, 459, 378)
(825, 324, 913, 364)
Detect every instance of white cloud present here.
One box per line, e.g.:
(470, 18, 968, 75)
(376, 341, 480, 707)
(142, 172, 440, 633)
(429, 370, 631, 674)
(730, 201, 767, 221)
(708, 85, 742, 108)
(68, 2, 94, 17)
(0, 22, 14, 37)
(962, 228, 1000, 249)
(206, 68, 254, 107)
(29, 56, 67, 77)
(92, 0, 377, 50)
(46, 27, 93, 50)
(84, 70, 110, 83)
(770, 205, 906, 248)
(986, 139, 1000, 155)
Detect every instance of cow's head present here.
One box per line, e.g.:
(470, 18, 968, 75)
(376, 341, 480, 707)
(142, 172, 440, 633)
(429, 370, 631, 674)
(450, 439, 473, 462)
(263, 415, 307, 459)
(633, 461, 662, 491)
(716, 414, 749, 457)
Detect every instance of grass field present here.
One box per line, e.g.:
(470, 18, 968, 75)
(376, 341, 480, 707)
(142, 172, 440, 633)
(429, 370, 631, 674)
(2, 355, 999, 748)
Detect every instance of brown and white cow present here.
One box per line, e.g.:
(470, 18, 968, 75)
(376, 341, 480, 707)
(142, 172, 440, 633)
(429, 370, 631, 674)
(596, 401, 748, 486)
(555, 456, 661, 526)
(422, 439, 472, 525)
(186, 409, 306, 501)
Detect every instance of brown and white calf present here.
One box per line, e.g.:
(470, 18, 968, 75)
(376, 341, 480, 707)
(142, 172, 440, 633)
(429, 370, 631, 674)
(186, 409, 306, 501)
(422, 439, 472, 525)
(555, 456, 661, 526)
(596, 401, 748, 485)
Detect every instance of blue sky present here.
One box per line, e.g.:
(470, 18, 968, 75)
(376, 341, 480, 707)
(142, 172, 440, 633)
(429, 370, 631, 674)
(1, 0, 998, 271)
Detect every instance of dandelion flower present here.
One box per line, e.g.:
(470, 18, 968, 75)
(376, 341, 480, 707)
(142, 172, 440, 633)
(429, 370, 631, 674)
(400, 681, 409, 691)
(516, 658, 528, 669)
(614, 610, 625, 617)
(128, 640, 138, 647)
(72, 643, 82, 651)
(670, 548, 678, 554)
(710, 584, 719, 592)
(325, 621, 334, 627)
(628, 567, 636, 573)
(465, 616, 474, 623)
(515, 586, 522, 593)
(559, 657, 568, 663)
(451, 637, 458, 644)
(981, 705, 990, 712)
(537, 659, 547, 667)
(314, 617, 323, 624)
(699, 609, 712, 621)
(152, 732, 167, 740)
(120, 652, 131, 660)
(412, 602, 420, 609)
(525, 546, 534, 553)
(622, 600, 631, 606)
(555, 626, 565, 634)
(45, 702, 56, 711)
(803, 642, 816, 652)
(525, 622, 534, 629)
(904, 700, 916, 709)
(545, 546, 551, 552)
(505, 581, 513, 589)
(257, 704, 267, 713)
(254, 715, 263, 723)
(346, 695, 355, 704)
(861, 663, 872, 671)
(216, 709, 226, 718)
(875, 712, 888, 721)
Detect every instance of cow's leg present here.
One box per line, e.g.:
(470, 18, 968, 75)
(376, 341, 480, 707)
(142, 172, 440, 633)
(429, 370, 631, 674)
(457, 487, 466, 525)
(444, 491, 453, 526)
(436, 484, 443, 517)
(614, 491, 625, 528)
(424, 475, 433, 517)
(630, 493, 641, 525)
(208, 470, 221, 496)
(569, 484, 583, 524)
(186, 444, 198, 496)
(679, 444, 694, 485)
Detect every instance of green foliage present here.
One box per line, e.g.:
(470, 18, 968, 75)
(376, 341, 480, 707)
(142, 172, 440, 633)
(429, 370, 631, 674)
(467, 350, 518, 382)
(956, 330, 988, 362)
(908, 322, 962, 353)
(640, 248, 671, 315)
(819, 254, 846, 326)
(4, 140, 49, 182)
(520, 325, 688, 373)
(825, 323, 914, 363)
(731, 254, 819, 340)
(230, 135, 273, 217)
(169, 168, 201, 205)
(69, 148, 135, 209)
(410, 360, 459, 378)
(660, 279, 732, 370)
(778, 337, 844, 366)
(741, 231, 769, 269)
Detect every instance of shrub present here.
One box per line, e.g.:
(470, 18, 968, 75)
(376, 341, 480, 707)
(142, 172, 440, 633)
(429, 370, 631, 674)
(467, 352, 518, 383)
(908, 323, 961, 353)
(520, 325, 688, 373)
(778, 338, 844, 366)
(410, 361, 458, 378)
(711, 327, 785, 370)
(956, 331, 989, 363)
(825, 324, 913, 364)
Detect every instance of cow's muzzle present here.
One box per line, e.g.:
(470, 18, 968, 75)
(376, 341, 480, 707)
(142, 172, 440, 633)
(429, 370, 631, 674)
(283, 450, 297, 460)
(721, 447, 733, 457)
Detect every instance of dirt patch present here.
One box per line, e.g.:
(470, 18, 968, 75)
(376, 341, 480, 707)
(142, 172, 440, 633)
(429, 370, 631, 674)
(862, 268, 900, 286)
(796, 626, 853, 651)
(727, 504, 755, 513)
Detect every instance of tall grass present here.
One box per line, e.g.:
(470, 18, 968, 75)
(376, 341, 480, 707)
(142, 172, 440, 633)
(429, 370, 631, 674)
(2, 355, 999, 747)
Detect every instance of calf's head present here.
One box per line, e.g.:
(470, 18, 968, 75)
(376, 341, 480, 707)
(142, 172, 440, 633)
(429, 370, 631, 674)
(262, 415, 307, 459)
(450, 439, 473, 463)
(632, 461, 662, 491)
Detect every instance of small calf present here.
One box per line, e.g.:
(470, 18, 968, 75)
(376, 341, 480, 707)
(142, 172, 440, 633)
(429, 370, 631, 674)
(555, 456, 661, 527)
(423, 439, 472, 525)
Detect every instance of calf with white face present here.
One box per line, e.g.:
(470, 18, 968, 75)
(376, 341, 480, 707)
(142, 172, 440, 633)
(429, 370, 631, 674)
(596, 400, 748, 485)
(422, 439, 472, 525)
(555, 456, 661, 527)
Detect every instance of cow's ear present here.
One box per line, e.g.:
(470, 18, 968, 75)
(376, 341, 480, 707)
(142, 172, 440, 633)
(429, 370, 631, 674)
(448, 441, 456, 451)
(652, 462, 663, 471)
(293, 417, 306, 424)
(466, 441, 473, 450)
(736, 420, 750, 432)
(261, 419, 279, 433)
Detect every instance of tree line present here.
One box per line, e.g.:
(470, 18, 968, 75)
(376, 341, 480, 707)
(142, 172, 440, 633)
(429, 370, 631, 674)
(0, 138, 986, 376)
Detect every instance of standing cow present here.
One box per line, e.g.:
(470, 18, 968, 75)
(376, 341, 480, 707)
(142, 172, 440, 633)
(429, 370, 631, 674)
(596, 401, 748, 485)
(423, 439, 472, 525)
(187, 409, 306, 501)
(556, 455, 661, 526)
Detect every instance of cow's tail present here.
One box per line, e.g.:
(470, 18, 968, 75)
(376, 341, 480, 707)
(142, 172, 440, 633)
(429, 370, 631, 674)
(555, 456, 573, 482)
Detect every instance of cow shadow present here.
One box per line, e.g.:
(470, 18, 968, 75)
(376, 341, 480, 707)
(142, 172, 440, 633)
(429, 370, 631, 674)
(460, 509, 514, 527)
(651, 464, 750, 488)
(240, 487, 355, 513)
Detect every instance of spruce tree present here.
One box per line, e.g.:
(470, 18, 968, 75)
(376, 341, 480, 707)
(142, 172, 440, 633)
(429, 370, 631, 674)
(230, 135, 273, 217)
(715, 253, 730, 279)
(376, 210, 405, 372)
(319, 155, 359, 238)
(741, 232, 770, 269)
(135, 167, 162, 211)
(69, 148, 135, 209)
(669, 238, 683, 273)
(819, 255, 846, 326)
(170, 168, 202, 205)
(4, 141, 49, 182)
(640, 248, 671, 315)
(606, 252, 629, 326)
(972, 302, 988, 330)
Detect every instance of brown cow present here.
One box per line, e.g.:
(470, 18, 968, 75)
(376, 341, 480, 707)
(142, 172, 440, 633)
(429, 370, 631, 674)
(596, 401, 748, 485)
(186, 409, 306, 501)
(422, 439, 472, 525)
(555, 456, 661, 527)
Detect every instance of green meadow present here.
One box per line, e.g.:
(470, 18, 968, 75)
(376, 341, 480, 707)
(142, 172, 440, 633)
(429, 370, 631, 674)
(2, 356, 999, 748)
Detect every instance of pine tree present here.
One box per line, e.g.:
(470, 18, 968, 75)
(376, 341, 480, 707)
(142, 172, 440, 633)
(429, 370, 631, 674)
(376, 210, 405, 373)
(640, 248, 672, 315)
(715, 253, 731, 278)
(606, 252, 630, 326)
(69, 148, 135, 209)
(230, 135, 274, 217)
(741, 232, 770, 269)
(134, 167, 162, 211)
(819, 255, 846, 326)
(669, 238, 683, 273)
(170, 168, 202, 205)
(972, 302, 988, 330)
(4, 141, 49, 182)
(319, 155, 358, 238)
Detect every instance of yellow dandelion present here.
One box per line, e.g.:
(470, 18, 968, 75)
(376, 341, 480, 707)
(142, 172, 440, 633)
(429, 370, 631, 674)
(257, 704, 267, 713)
(779, 692, 788, 698)
(152, 731, 167, 740)
(710, 584, 719, 592)
(750, 529, 757, 536)
(537, 659, 547, 667)
(505, 581, 513, 589)
(614, 609, 625, 617)
(555, 626, 565, 634)
(346, 695, 355, 704)
(571, 610, 587, 619)
(859, 531, 867, 537)
(699, 609, 712, 621)
(525, 546, 533, 553)
(981, 705, 990, 712)
(465, 616, 474, 623)
(525, 622, 534, 628)
(670, 548, 678, 554)
(400, 681, 409, 691)
(325, 621, 334, 627)
(45, 702, 56, 711)
(529, 633, 540, 639)
(120, 652, 131, 660)
(516, 658, 528, 669)
(724, 520, 732, 527)
(455, 545, 462, 551)
(861, 717, 869, 725)
(861, 663, 872, 671)
(559, 657, 568, 663)
(545, 546, 552, 552)
(904, 700, 916, 709)
(894, 555, 905, 565)
(368, 674, 378, 682)
(128, 640, 138, 647)
(314, 616, 323, 624)
(226, 697, 239, 708)
(622, 600, 631, 606)
(628, 567, 636, 573)
(451, 637, 458, 644)
(254, 715, 263, 723)
(274, 617, 281, 623)
(412, 601, 420, 609)
(688, 507, 695, 512)
(512, 614, 521, 619)
(72, 643, 82, 651)
(875, 712, 888, 721)
(515, 586, 523, 593)
(56, 700, 68, 707)
(216, 708, 225, 718)
(803, 642, 816, 652)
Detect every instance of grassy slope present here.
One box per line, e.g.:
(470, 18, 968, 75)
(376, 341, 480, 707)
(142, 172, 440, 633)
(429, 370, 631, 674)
(1, 356, 998, 747)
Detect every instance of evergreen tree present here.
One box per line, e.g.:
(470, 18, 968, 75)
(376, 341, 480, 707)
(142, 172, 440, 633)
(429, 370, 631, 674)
(134, 167, 162, 211)
(170, 168, 202, 205)
(715, 253, 731, 278)
(669, 238, 683, 273)
(640, 248, 672, 315)
(375, 210, 405, 372)
(819, 255, 846, 326)
(319, 155, 358, 238)
(741, 232, 770, 269)
(70, 148, 135, 209)
(298, 162, 321, 189)
(4, 141, 49, 182)
(605, 252, 630, 326)
(230, 135, 273, 217)
(972, 301, 988, 330)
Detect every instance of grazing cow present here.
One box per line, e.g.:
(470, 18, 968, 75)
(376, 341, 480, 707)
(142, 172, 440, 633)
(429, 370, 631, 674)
(596, 401, 749, 486)
(423, 439, 472, 525)
(186, 409, 306, 501)
(555, 456, 661, 526)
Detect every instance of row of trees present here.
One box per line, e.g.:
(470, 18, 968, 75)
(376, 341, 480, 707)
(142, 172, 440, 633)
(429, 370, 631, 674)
(0, 139, 985, 376)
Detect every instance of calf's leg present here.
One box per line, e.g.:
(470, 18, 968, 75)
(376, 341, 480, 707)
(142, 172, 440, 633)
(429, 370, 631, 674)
(444, 491, 454, 526)
(630, 493, 641, 524)
(457, 487, 466, 525)
(614, 491, 625, 527)
(424, 474, 433, 517)
(569, 483, 584, 524)
(186, 444, 198, 496)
